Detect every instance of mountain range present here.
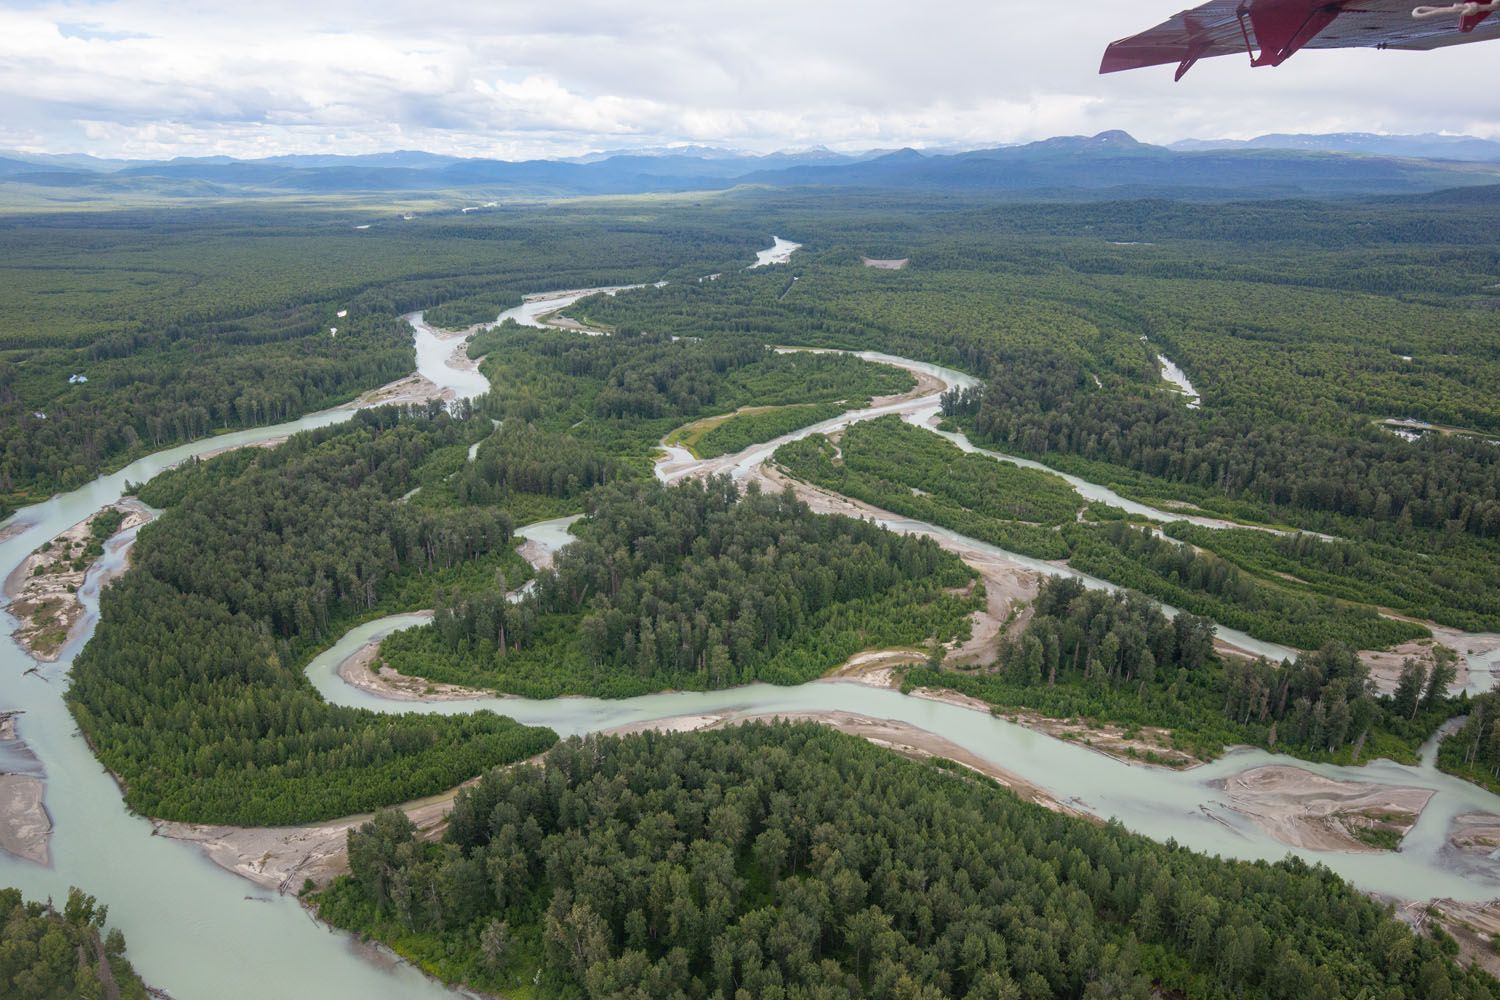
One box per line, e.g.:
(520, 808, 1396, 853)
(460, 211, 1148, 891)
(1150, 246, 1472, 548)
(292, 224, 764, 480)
(4, 131, 1500, 203)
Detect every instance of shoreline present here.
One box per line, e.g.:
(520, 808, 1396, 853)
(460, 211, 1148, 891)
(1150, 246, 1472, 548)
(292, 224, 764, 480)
(4, 500, 153, 662)
(335, 627, 494, 703)
(716, 710, 1079, 817)
(0, 711, 50, 866)
(155, 706, 1080, 898)
(0, 774, 50, 866)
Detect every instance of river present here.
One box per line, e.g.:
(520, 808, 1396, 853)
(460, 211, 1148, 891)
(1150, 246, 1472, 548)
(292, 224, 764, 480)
(0, 305, 509, 999)
(0, 243, 1496, 997)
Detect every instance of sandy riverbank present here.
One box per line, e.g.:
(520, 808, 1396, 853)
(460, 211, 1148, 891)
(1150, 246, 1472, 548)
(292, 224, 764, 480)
(355, 371, 447, 407)
(196, 435, 289, 463)
(153, 712, 732, 892)
(153, 780, 478, 894)
(0, 712, 50, 866)
(823, 650, 924, 690)
(0, 774, 50, 866)
(155, 707, 1079, 895)
(336, 630, 492, 703)
(516, 538, 558, 571)
(912, 689, 1201, 769)
(721, 711, 1076, 816)
(4, 500, 152, 661)
(1214, 765, 1432, 853)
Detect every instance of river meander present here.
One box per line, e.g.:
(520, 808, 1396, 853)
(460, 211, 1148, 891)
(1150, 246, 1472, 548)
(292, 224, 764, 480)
(1, 245, 1497, 997)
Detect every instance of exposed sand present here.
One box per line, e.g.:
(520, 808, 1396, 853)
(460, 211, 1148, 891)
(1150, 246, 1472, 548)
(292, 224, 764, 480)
(1214, 765, 1433, 853)
(0, 774, 50, 866)
(1360, 629, 1500, 696)
(1449, 812, 1500, 859)
(354, 371, 447, 407)
(1362, 636, 1458, 694)
(154, 782, 477, 894)
(824, 651, 922, 690)
(907, 685, 993, 712)
(336, 633, 491, 703)
(0, 713, 49, 866)
(154, 706, 1084, 896)
(536, 311, 608, 335)
(757, 463, 1038, 671)
(5, 501, 152, 661)
(722, 711, 1077, 816)
(196, 435, 288, 463)
(877, 369, 943, 408)
(0, 521, 33, 544)
(155, 713, 732, 893)
(917, 695, 1202, 770)
(516, 538, 558, 571)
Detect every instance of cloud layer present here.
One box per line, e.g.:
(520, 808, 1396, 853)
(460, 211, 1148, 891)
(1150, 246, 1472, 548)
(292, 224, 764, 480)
(3, 1, 1497, 158)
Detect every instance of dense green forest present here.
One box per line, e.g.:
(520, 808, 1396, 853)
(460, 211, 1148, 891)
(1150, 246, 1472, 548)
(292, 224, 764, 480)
(67, 407, 558, 825)
(318, 722, 1498, 999)
(0, 887, 149, 1000)
(449, 421, 629, 521)
(0, 199, 772, 517)
(470, 325, 911, 467)
(774, 416, 1424, 650)
(380, 476, 978, 698)
(575, 192, 1500, 636)
(907, 577, 1460, 765)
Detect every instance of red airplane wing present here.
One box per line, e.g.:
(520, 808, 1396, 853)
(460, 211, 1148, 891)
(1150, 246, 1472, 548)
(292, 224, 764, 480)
(1102, 0, 1500, 79)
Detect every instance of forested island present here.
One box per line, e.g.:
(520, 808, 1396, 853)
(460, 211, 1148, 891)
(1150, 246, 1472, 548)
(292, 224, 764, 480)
(380, 476, 977, 697)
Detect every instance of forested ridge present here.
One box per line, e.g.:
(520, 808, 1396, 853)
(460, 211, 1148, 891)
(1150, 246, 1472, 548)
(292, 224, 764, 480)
(380, 476, 978, 698)
(67, 407, 557, 825)
(0, 887, 149, 1000)
(318, 722, 1499, 999)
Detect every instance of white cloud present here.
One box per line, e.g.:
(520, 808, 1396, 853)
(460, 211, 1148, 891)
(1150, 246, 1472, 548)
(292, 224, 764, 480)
(0, 1, 1496, 158)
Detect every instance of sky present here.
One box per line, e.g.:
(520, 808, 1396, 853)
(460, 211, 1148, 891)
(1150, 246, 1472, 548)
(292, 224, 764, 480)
(2, 0, 1498, 160)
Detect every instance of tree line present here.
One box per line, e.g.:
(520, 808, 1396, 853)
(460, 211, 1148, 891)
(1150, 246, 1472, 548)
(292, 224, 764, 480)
(317, 722, 1500, 999)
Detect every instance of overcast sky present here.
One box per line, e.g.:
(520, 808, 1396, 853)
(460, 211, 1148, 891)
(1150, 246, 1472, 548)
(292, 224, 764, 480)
(2, 0, 1497, 159)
